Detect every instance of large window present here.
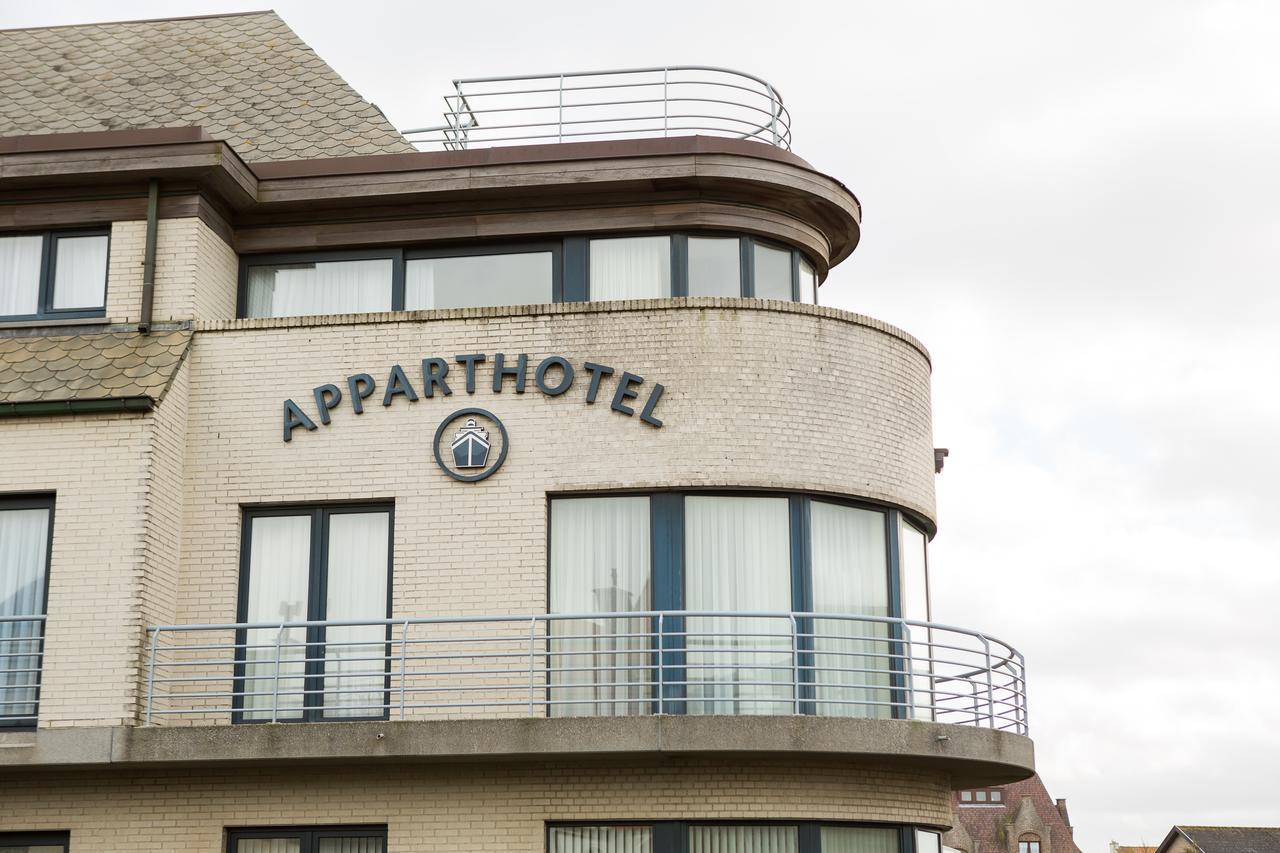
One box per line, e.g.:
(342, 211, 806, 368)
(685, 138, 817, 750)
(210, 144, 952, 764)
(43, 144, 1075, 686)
(235, 505, 392, 722)
(0, 497, 52, 730)
(246, 256, 394, 317)
(406, 246, 555, 309)
(589, 236, 672, 300)
(0, 230, 109, 321)
(227, 827, 385, 853)
(550, 824, 905, 853)
(0, 833, 68, 853)
(547, 493, 926, 719)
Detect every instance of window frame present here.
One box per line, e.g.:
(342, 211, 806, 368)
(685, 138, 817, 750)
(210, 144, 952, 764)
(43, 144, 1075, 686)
(0, 228, 110, 322)
(545, 489, 929, 718)
(547, 820, 923, 853)
(405, 239, 565, 306)
(0, 831, 70, 851)
(0, 494, 55, 732)
(226, 825, 386, 853)
(232, 502, 395, 724)
(237, 247, 404, 318)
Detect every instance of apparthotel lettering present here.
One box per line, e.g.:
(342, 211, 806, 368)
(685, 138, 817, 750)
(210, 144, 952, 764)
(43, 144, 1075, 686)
(282, 353, 666, 442)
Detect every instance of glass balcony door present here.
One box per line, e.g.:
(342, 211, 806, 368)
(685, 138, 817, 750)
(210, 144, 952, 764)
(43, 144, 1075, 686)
(0, 498, 51, 729)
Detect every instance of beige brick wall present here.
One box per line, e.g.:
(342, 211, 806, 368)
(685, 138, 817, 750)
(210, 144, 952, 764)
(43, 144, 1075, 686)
(105, 217, 237, 325)
(0, 759, 953, 850)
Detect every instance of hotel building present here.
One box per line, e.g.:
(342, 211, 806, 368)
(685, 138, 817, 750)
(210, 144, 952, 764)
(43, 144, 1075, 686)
(0, 11, 1034, 853)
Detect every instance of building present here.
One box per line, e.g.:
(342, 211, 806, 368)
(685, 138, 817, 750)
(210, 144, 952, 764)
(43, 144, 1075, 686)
(943, 775, 1081, 853)
(1110, 844, 1156, 853)
(1153, 828, 1280, 853)
(0, 10, 1035, 853)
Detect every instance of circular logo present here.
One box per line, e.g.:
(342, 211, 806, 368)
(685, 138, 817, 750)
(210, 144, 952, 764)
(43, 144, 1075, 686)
(433, 408, 508, 482)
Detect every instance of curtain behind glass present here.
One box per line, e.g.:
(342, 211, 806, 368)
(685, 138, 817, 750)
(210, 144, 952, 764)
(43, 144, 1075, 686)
(820, 828, 900, 853)
(0, 507, 50, 721)
(51, 235, 108, 309)
(589, 237, 670, 300)
(246, 259, 393, 318)
(916, 831, 942, 853)
(0, 847, 67, 853)
(550, 497, 651, 717)
(688, 826, 799, 853)
(687, 237, 741, 297)
(752, 244, 792, 300)
(323, 512, 390, 718)
(685, 496, 792, 715)
(405, 252, 553, 309)
(900, 522, 933, 721)
(242, 515, 312, 721)
(318, 839, 385, 853)
(810, 502, 890, 718)
(798, 259, 817, 305)
(0, 235, 43, 316)
(236, 841, 302, 853)
(549, 826, 652, 853)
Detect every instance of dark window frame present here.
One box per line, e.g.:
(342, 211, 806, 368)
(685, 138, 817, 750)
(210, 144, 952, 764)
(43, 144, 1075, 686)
(0, 494, 55, 732)
(226, 825, 386, 853)
(233, 502, 394, 724)
(0, 831, 70, 850)
(545, 489, 929, 718)
(237, 248, 404, 318)
(0, 228, 111, 322)
(546, 820, 924, 853)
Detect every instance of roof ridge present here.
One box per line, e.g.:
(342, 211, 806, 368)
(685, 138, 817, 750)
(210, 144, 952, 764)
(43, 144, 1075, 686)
(1180, 827, 1280, 831)
(0, 9, 276, 34)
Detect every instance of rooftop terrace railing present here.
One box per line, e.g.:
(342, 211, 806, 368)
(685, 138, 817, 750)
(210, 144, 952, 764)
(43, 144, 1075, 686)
(0, 614, 44, 729)
(401, 66, 793, 151)
(143, 611, 1027, 733)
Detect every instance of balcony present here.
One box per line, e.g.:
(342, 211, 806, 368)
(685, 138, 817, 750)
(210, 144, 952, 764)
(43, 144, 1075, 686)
(400, 66, 793, 152)
(142, 611, 1026, 733)
(0, 615, 43, 730)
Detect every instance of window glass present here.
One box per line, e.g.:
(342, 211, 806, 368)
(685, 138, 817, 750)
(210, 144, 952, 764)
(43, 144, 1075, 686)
(820, 827, 900, 853)
(752, 243, 792, 300)
(405, 251, 553, 309)
(317, 840, 385, 853)
(900, 520, 932, 721)
(991, 791, 1002, 802)
(51, 234, 109, 309)
(1019, 842, 1041, 853)
(549, 497, 651, 717)
(590, 236, 671, 300)
(685, 496, 792, 715)
(242, 514, 312, 721)
(688, 826, 798, 853)
(246, 259, 393, 318)
(798, 257, 818, 304)
(237, 842, 303, 853)
(0, 235, 43, 317)
(916, 830, 942, 853)
(549, 826, 652, 853)
(687, 237, 741, 297)
(230, 831, 385, 853)
(810, 502, 890, 718)
(323, 512, 390, 719)
(960, 792, 973, 802)
(975, 791, 987, 802)
(0, 503, 51, 727)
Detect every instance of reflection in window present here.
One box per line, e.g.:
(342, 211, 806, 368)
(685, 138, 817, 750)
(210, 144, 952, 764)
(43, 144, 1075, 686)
(753, 243, 793, 300)
(689, 825, 799, 853)
(51, 234, 109, 310)
(406, 251, 553, 309)
(590, 236, 671, 300)
(821, 827, 900, 853)
(549, 825, 652, 853)
(245, 258, 393, 318)
(687, 236, 741, 297)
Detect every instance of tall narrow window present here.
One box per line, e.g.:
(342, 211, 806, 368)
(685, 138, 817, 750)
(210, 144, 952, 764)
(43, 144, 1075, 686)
(810, 502, 891, 717)
(245, 258, 393, 318)
(0, 498, 52, 729)
(752, 243, 793, 300)
(687, 237, 741, 297)
(688, 825, 799, 853)
(50, 234, 109, 310)
(228, 827, 386, 853)
(684, 496, 792, 715)
(798, 258, 818, 305)
(237, 506, 391, 723)
(549, 497, 651, 716)
(589, 236, 671, 300)
(916, 831, 942, 853)
(0, 236, 44, 317)
(899, 520, 932, 721)
(549, 826, 652, 853)
(1018, 838, 1041, 853)
(820, 827, 900, 853)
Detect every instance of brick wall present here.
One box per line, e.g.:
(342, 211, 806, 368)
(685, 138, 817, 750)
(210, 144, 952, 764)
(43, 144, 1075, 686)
(105, 217, 237, 325)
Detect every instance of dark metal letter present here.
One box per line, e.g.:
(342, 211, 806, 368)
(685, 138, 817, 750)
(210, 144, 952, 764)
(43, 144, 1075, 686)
(534, 356, 575, 396)
(382, 364, 419, 406)
(283, 399, 317, 442)
(455, 353, 486, 394)
(583, 361, 615, 404)
(639, 383, 665, 428)
(492, 352, 528, 393)
(421, 358, 453, 398)
(611, 372, 644, 416)
(347, 373, 375, 414)
(312, 384, 343, 426)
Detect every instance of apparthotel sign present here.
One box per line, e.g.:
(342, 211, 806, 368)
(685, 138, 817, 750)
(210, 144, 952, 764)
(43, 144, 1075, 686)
(282, 351, 667, 462)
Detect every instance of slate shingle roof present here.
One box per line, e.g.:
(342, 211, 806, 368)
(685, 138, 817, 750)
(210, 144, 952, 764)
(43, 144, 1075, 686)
(0, 331, 190, 405)
(1178, 828, 1280, 853)
(0, 11, 415, 162)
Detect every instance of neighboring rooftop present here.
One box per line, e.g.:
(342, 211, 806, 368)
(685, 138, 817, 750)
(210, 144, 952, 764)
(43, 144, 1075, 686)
(0, 10, 415, 162)
(1159, 828, 1280, 853)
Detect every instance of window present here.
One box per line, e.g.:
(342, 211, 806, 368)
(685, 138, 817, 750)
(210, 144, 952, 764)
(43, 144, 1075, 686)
(690, 826, 799, 852)
(0, 229, 109, 320)
(0, 833, 68, 853)
(900, 519, 933, 721)
(549, 824, 910, 853)
(245, 254, 394, 318)
(798, 258, 818, 304)
(546, 493, 927, 719)
(753, 242, 794, 300)
(549, 825, 652, 853)
(235, 505, 392, 722)
(227, 827, 385, 853)
(959, 788, 1003, 805)
(589, 236, 672, 300)
(406, 247, 555, 309)
(687, 236, 741, 297)
(1018, 838, 1041, 853)
(916, 831, 942, 853)
(0, 497, 53, 730)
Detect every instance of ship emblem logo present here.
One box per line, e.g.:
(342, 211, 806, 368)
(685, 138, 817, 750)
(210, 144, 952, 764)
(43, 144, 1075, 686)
(433, 408, 509, 482)
(451, 417, 490, 468)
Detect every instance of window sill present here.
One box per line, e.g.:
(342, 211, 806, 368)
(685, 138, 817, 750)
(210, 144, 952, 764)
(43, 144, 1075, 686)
(0, 316, 110, 331)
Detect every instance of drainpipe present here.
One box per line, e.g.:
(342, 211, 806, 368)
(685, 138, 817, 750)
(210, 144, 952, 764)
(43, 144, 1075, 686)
(139, 178, 159, 334)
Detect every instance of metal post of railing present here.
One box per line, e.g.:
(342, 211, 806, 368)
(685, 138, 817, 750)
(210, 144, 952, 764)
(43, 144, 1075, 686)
(144, 628, 159, 725)
(982, 637, 995, 729)
(557, 75, 564, 144)
(271, 625, 284, 724)
(399, 619, 410, 720)
(663, 67, 669, 138)
(790, 613, 801, 715)
(767, 83, 780, 146)
(528, 616, 538, 715)
(902, 621, 916, 720)
(656, 612, 665, 715)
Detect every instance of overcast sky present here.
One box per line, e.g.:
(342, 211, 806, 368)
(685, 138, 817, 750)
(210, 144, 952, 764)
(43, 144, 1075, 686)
(6, 1, 1280, 849)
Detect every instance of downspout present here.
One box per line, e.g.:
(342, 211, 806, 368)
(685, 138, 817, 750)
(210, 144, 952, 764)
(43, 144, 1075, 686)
(139, 178, 159, 334)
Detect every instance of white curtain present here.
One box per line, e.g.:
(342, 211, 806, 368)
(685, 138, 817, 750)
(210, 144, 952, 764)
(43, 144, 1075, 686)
(246, 259, 392, 318)
(0, 507, 50, 722)
(549, 497, 651, 717)
(689, 826, 799, 853)
(687, 237, 741, 297)
(405, 252, 553, 309)
(242, 515, 312, 721)
(0, 235, 43, 316)
(51, 235, 108, 309)
(589, 236, 670, 300)
(916, 831, 942, 853)
(323, 512, 390, 718)
(752, 243, 792, 300)
(236, 841, 302, 853)
(900, 521, 934, 721)
(810, 502, 891, 718)
(318, 839, 385, 853)
(820, 828, 900, 853)
(798, 258, 818, 305)
(685, 496, 792, 715)
(549, 826, 652, 853)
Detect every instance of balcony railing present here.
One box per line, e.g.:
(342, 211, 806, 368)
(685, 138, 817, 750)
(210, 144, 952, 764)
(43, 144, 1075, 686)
(0, 614, 44, 728)
(144, 612, 1027, 733)
(400, 66, 793, 151)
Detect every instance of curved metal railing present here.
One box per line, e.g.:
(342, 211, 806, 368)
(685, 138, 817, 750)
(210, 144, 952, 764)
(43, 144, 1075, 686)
(143, 611, 1026, 733)
(400, 66, 793, 151)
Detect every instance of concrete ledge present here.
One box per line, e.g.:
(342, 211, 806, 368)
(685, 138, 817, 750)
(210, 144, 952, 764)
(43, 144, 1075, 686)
(0, 716, 1033, 787)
